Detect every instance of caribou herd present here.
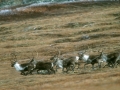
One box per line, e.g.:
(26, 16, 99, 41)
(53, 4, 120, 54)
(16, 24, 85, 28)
(10, 50, 120, 75)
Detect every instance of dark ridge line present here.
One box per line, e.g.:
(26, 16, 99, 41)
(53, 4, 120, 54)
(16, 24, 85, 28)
(54, 33, 120, 43)
(73, 25, 120, 36)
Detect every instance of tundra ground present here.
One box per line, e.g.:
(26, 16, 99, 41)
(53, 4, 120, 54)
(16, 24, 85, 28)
(0, 2, 120, 90)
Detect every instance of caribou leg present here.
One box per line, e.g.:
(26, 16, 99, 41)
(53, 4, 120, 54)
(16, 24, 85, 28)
(91, 64, 95, 70)
(98, 60, 103, 68)
(20, 71, 26, 76)
(66, 67, 70, 73)
(62, 67, 68, 73)
(77, 63, 80, 69)
(50, 68, 55, 74)
(84, 63, 88, 70)
(47, 69, 51, 74)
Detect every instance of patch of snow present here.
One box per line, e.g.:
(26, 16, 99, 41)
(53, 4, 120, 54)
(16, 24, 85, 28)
(0, 9, 17, 15)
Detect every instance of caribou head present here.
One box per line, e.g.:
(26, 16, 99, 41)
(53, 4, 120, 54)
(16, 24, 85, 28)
(78, 50, 89, 62)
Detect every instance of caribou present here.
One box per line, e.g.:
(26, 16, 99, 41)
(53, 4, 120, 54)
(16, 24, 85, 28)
(10, 54, 35, 75)
(50, 55, 63, 71)
(99, 51, 120, 68)
(23, 51, 56, 75)
(28, 59, 55, 74)
(50, 55, 75, 73)
(11, 57, 54, 75)
(115, 53, 120, 67)
(11, 60, 35, 75)
(62, 57, 76, 73)
(78, 50, 102, 70)
(51, 50, 102, 72)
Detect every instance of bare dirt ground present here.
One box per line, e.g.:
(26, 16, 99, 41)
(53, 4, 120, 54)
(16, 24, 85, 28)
(0, 2, 120, 90)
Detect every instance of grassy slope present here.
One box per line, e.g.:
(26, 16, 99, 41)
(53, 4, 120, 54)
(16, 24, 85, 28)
(0, 2, 120, 90)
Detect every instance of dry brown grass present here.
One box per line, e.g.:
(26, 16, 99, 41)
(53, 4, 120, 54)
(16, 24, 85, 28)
(0, 2, 120, 90)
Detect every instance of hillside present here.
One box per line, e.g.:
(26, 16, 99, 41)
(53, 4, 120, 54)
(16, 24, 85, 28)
(0, 2, 120, 90)
(0, 0, 119, 9)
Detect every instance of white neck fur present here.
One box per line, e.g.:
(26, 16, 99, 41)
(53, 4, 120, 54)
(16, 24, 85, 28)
(101, 55, 107, 62)
(56, 59, 63, 68)
(82, 54, 89, 61)
(75, 56, 80, 62)
(14, 62, 24, 71)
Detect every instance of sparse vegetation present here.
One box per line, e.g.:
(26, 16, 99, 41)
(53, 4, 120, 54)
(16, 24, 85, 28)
(0, 1, 120, 90)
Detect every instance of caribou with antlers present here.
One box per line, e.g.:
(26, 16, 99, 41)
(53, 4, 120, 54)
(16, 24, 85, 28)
(50, 49, 81, 73)
(24, 51, 56, 75)
(50, 55, 76, 73)
(10, 53, 35, 75)
(78, 50, 103, 70)
(99, 50, 120, 68)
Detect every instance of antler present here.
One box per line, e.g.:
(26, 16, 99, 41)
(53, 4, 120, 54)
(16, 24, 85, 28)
(31, 52, 35, 60)
(78, 50, 86, 55)
(10, 52, 17, 61)
(35, 50, 39, 59)
(58, 50, 61, 57)
(29, 50, 39, 60)
(50, 45, 61, 57)
(98, 49, 103, 53)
